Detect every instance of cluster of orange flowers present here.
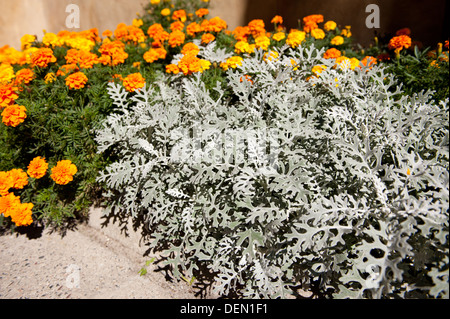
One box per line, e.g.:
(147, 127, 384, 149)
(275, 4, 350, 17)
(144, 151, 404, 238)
(0, 158, 77, 226)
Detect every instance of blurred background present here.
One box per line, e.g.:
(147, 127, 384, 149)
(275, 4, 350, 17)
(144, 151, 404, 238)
(1, 0, 449, 50)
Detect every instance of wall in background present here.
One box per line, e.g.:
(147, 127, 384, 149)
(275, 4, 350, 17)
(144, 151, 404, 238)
(1, 0, 448, 50)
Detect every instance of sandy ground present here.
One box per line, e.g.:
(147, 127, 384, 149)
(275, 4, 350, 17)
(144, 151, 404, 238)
(0, 207, 198, 299)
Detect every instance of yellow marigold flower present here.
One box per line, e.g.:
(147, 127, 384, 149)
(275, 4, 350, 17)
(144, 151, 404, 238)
(9, 202, 34, 227)
(50, 160, 77, 185)
(271, 15, 283, 25)
(312, 65, 326, 76)
(201, 33, 215, 44)
(14, 68, 34, 86)
(122, 72, 146, 92)
(0, 84, 19, 108)
(168, 30, 186, 48)
(0, 171, 13, 196)
(27, 156, 48, 179)
(161, 8, 171, 16)
(31, 48, 57, 68)
(1, 104, 27, 127)
(324, 21, 337, 31)
(336, 56, 360, 70)
(0, 192, 21, 217)
(0, 63, 15, 85)
(331, 35, 344, 46)
(341, 26, 352, 38)
(220, 56, 243, 71)
(65, 71, 88, 90)
(195, 8, 209, 18)
(286, 30, 306, 48)
(234, 41, 255, 54)
(20, 34, 36, 51)
(311, 28, 325, 39)
(143, 47, 167, 63)
(255, 35, 270, 51)
(272, 32, 286, 41)
(172, 9, 187, 22)
(42, 32, 61, 47)
(323, 48, 342, 59)
(44, 72, 56, 84)
(263, 50, 279, 62)
(150, 0, 160, 4)
(132, 18, 143, 28)
(7, 169, 29, 190)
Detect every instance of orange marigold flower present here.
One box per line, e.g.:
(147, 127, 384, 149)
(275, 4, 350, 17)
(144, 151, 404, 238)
(143, 47, 167, 63)
(168, 30, 186, 48)
(170, 21, 185, 32)
(27, 156, 49, 179)
(233, 26, 250, 41)
(147, 23, 165, 38)
(303, 14, 324, 33)
(65, 71, 88, 90)
(122, 72, 146, 92)
(1, 104, 27, 127)
(50, 160, 77, 185)
(0, 171, 13, 196)
(114, 23, 146, 44)
(201, 33, 215, 44)
(14, 68, 34, 86)
(204, 17, 227, 33)
(9, 202, 34, 227)
(360, 56, 377, 69)
(186, 22, 202, 37)
(303, 14, 324, 25)
(172, 9, 187, 22)
(0, 84, 19, 108)
(323, 48, 342, 59)
(177, 54, 210, 75)
(388, 35, 412, 51)
(181, 43, 200, 56)
(271, 15, 283, 25)
(0, 192, 21, 217)
(195, 8, 209, 18)
(248, 19, 266, 37)
(99, 40, 129, 66)
(8, 169, 29, 190)
(102, 29, 113, 38)
(166, 64, 180, 74)
(65, 49, 99, 69)
(31, 48, 57, 68)
(56, 63, 79, 77)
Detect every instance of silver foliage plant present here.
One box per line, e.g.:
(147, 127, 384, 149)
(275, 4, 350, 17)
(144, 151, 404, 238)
(95, 44, 449, 298)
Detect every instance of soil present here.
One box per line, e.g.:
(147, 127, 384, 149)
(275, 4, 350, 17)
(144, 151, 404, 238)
(0, 207, 202, 299)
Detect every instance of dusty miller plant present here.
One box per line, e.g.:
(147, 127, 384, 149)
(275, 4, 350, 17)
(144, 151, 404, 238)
(95, 44, 449, 298)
